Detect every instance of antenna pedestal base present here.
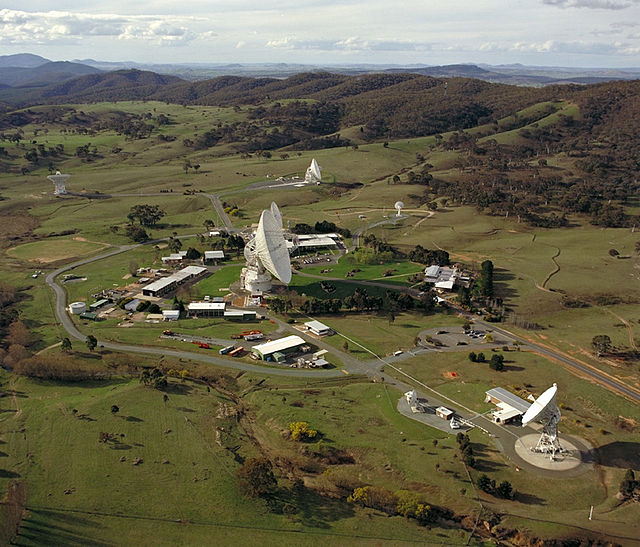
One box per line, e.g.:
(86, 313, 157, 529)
(241, 265, 272, 294)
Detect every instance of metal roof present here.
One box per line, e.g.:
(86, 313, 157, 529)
(486, 387, 531, 414)
(305, 320, 331, 332)
(252, 335, 305, 356)
(188, 302, 226, 310)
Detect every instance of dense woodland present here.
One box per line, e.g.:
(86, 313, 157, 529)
(1, 70, 639, 227)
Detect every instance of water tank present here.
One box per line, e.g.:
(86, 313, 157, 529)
(69, 301, 87, 315)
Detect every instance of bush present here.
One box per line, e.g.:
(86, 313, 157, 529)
(289, 421, 317, 441)
(468, 351, 477, 362)
(476, 352, 486, 363)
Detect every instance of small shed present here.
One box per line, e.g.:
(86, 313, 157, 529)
(435, 406, 454, 420)
(204, 250, 224, 263)
(90, 298, 109, 311)
(79, 312, 99, 321)
(124, 299, 140, 312)
(162, 310, 180, 321)
(305, 320, 332, 336)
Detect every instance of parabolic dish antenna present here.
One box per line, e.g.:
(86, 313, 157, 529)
(522, 383, 564, 459)
(522, 383, 558, 425)
(305, 158, 322, 184)
(394, 201, 405, 217)
(241, 202, 292, 294)
(47, 170, 70, 195)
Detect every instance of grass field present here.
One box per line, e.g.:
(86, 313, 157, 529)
(1, 99, 639, 544)
(0, 371, 478, 545)
(6, 238, 108, 264)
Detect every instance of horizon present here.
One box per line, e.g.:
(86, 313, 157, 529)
(1, 1, 640, 69)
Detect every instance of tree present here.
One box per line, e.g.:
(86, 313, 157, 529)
(185, 247, 201, 259)
(489, 354, 505, 371)
(128, 260, 138, 276)
(7, 320, 30, 347)
(125, 225, 149, 242)
(468, 351, 477, 362)
(477, 474, 493, 493)
(343, 341, 349, 352)
(496, 480, 513, 499)
(620, 469, 637, 497)
(591, 334, 612, 356)
(111, 405, 119, 415)
(127, 204, 165, 227)
(61, 337, 72, 353)
(168, 237, 182, 253)
(235, 457, 277, 497)
(476, 352, 486, 363)
(85, 335, 97, 352)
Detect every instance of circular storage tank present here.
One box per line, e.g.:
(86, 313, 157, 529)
(69, 301, 87, 315)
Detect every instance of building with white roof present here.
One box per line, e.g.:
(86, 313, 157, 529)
(162, 309, 181, 321)
(424, 265, 468, 291)
(304, 320, 332, 336)
(142, 266, 207, 298)
(204, 250, 224, 263)
(187, 301, 226, 317)
(251, 335, 306, 362)
(485, 387, 531, 424)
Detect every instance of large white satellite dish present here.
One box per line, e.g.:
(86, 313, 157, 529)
(522, 383, 564, 459)
(241, 203, 292, 294)
(305, 158, 322, 184)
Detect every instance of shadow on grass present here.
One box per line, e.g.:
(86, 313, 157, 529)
(494, 268, 518, 303)
(124, 415, 143, 422)
(0, 469, 20, 478)
(15, 508, 109, 547)
(270, 486, 355, 529)
(514, 491, 546, 505)
(595, 441, 640, 469)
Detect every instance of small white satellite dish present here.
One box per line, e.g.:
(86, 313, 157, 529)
(47, 170, 70, 195)
(394, 201, 405, 217)
(522, 383, 564, 459)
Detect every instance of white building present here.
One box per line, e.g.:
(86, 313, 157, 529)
(305, 320, 332, 336)
(142, 265, 207, 297)
(162, 310, 180, 321)
(204, 250, 224, 263)
(485, 387, 531, 424)
(424, 265, 469, 291)
(187, 301, 226, 318)
(251, 335, 306, 362)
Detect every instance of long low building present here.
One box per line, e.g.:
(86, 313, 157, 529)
(251, 335, 307, 362)
(187, 301, 226, 317)
(485, 387, 531, 424)
(142, 265, 207, 298)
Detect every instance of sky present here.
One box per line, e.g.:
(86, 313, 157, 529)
(1, 1, 640, 68)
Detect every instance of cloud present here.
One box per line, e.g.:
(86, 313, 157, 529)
(541, 0, 639, 9)
(266, 36, 433, 52)
(509, 39, 632, 55)
(0, 9, 202, 46)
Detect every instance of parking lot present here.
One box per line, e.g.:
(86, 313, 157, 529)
(420, 326, 510, 350)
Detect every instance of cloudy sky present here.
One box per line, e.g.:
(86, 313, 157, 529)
(1, 1, 640, 67)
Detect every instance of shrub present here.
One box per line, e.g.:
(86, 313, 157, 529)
(289, 421, 317, 441)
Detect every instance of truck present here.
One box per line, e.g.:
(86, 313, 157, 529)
(228, 346, 244, 357)
(244, 333, 264, 341)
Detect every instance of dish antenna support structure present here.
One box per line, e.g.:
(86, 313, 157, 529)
(241, 202, 292, 295)
(305, 158, 322, 185)
(394, 201, 405, 217)
(522, 383, 564, 459)
(48, 171, 70, 195)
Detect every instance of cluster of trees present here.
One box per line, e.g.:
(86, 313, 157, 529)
(235, 456, 277, 498)
(11, 354, 105, 381)
(473, 260, 494, 300)
(127, 204, 166, 227)
(347, 486, 437, 526)
(139, 368, 168, 390)
(619, 469, 639, 500)
(468, 351, 505, 371)
(291, 220, 351, 238)
(477, 474, 514, 499)
(408, 245, 450, 266)
(456, 433, 476, 467)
